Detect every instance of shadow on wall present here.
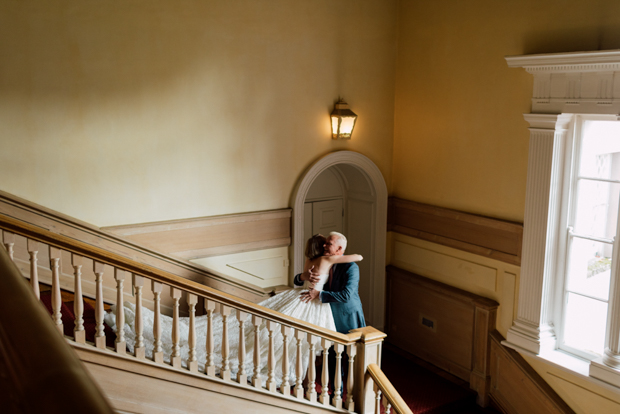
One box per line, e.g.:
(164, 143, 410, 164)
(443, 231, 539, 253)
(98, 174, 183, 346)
(522, 26, 620, 55)
(1, 0, 389, 127)
(4, 2, 343, 97)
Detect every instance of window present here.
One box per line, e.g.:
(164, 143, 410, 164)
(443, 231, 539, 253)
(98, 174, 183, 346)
(504, 49, 620, 388)
(558, 117, 620, 360)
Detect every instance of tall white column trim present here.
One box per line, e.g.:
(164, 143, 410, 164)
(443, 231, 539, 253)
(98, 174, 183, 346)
(505, 113, 572, 354)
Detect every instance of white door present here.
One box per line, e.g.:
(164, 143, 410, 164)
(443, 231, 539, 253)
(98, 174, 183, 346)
(304, 199, 343, 241)
(312, 199, 343, 236)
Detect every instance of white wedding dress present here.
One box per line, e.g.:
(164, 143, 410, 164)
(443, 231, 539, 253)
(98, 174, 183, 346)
(104, 274, 336, 387)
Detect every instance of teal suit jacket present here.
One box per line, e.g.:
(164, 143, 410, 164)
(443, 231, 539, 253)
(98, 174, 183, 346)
(295, 262, 366, 334)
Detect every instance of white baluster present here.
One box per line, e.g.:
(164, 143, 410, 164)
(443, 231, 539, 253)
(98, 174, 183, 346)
(114, 269, 126, 354)
(72, 254, 85, 344)
(93, 261, 106, 349)
(294, 330, 305, 399)
(266, 320, 277, 392)
(281, 325, 292, 396)
(306, 334, 317, 402)
(170, 287, 182, 368)
(237, 310, 248, 384)
(152, 281, 164, 363)
(346, 344, 356, 411)
(187, 293, 198, 372)
(27, 239, 40, 299)
(252, 315, 263, 388)
(333, 343, 344, 408)
(49, 247, 63, 335)
(383, 394, 392, 414)
(374, 383, 382, 414)
(133, 275, 145, 359)
(320, 339, 332, 405)
(2, 231, 15, 260)
(204, 299, 217, 376)
(220, 304, 233, 381)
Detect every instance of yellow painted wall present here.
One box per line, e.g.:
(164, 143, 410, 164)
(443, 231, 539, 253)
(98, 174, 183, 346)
(393, 0, 620, 223)
(0, 0, 396, 227)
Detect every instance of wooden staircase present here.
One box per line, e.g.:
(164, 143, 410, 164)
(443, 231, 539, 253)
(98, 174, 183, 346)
(36, 281, 502, 414)
(34, 283, 353, 413)
(0, 210, 409, 414)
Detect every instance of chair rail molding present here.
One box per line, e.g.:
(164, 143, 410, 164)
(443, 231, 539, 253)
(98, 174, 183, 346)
(291, 151, 388, 331)
(388, 197, 523, 266)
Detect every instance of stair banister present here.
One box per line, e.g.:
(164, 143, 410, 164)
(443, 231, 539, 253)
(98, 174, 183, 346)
(1, 212, 393, 412)
(353, 326, 389, 414)
(367, 363, 412, 414)
(0, 240, 115, 414)
(0, 213, 361, 345)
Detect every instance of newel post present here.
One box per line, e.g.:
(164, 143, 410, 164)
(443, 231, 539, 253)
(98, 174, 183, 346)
(350, 327, 387, 414)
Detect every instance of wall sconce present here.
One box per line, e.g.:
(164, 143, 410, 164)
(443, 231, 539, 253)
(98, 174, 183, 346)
(330, 99, 357, 140)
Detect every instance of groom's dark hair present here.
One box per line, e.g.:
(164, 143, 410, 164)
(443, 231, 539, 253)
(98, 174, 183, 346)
(305, 234, 326, 260)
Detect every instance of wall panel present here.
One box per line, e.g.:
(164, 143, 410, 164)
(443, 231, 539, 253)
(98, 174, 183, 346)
(389, 198, 523, 265)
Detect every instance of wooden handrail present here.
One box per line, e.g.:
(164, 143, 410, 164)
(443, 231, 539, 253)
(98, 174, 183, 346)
(0, 213, 361, 345)
(0, 243, 115, 413)
(367, 363, 413, 414)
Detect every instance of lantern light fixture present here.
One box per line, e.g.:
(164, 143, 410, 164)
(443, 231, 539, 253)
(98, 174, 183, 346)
(330, 99, 357, 140)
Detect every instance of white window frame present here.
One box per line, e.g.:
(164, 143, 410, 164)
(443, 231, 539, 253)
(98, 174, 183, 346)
(554, 114, 620, 362)
(504, 49, 620, 390)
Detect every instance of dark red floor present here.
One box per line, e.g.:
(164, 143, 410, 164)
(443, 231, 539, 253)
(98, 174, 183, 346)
(381, 345, 501, 414)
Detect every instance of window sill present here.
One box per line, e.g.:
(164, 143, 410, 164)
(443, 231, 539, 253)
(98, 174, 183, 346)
(502, 340, 620, 394)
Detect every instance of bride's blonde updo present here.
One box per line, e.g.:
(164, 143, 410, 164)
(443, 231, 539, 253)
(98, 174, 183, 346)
(305, 234, 326, 260)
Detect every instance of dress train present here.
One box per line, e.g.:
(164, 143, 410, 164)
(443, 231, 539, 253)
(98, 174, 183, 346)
(104, 275, 336, 387)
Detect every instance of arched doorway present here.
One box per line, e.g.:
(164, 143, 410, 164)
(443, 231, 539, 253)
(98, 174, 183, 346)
(291, 151, 387, 331)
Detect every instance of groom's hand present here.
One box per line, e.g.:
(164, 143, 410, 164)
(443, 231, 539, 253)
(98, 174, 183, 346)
(300, 288, 320, 303)
(300, 266, 321, 286)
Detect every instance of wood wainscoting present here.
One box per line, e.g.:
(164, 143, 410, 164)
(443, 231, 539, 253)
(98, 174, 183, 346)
(0, 190, 274, 304)
(385, 265, 499, 406)
(388, 197, 523, 266)
(489, 331, 575, 414)
(102, 209, 291, 260)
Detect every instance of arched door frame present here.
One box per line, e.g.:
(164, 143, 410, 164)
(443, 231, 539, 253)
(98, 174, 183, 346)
(291, 151, 387, 330)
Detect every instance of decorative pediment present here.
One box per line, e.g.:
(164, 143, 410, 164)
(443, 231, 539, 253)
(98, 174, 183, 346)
(506, 50, 620, 114)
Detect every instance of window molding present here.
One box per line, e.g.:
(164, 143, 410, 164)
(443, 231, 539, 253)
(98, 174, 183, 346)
(506, 50, 620, 115)
(504, 49, 620, 389)
(505, 113, 571, 355)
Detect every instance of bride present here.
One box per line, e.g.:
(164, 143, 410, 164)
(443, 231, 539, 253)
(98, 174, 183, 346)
(104, 234, 362, 388)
